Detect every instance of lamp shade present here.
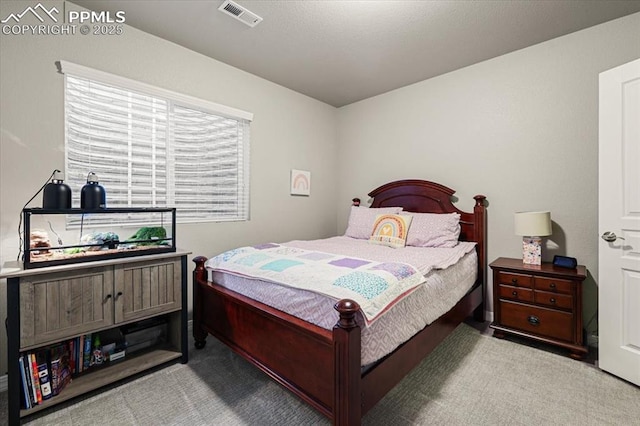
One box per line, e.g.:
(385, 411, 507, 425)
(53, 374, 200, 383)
(42, 171, 72, 210)
(514, 211, 552, 237)
(80, 172, 106, 210)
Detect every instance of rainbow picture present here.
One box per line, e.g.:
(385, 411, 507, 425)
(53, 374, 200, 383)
(291, 169, 311, 196)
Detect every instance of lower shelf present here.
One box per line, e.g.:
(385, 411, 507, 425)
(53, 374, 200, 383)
(20, 346, 182, 417)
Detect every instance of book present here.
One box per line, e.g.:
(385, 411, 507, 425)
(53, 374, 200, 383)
(22, 354, 35, 407)
(78, 335, 84, 373)
(58, 357, 72, 393)
(83, 333, 92, 370)
(49, 345, 62, 396)
(50, 357, 60, 396)
(29, 353, 42, 404)
(36, 350, 53, 400)
(54, 343, 72, 393)
(69, 338, 76, 375)
(18, 356, 31, 409)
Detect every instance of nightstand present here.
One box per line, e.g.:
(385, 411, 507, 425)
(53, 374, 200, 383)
(489, 257, 588, 359)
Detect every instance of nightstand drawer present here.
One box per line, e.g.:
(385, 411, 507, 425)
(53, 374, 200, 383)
(497, 271, 533, 288)
(534, 276, 572, 294)
(534, 290, 573, 310)
(499, 285, 533, 303)
(499, 301, 574, 342)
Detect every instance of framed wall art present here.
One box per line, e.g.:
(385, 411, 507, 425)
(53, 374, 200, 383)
(290, 169, 310, 196)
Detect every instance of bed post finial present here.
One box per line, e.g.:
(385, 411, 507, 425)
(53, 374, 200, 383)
(192, 256, 208, 283)
(334, 299, 359, 329)
(351, 198, 361, 207)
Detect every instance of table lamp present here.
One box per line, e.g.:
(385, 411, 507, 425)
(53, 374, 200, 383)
(514, 211, 552, 265)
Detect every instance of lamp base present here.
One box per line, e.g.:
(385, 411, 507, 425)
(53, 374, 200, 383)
(522, 237, 542, 265)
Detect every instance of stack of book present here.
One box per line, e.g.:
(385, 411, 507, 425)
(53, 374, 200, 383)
(19, 328, 132, 410)
(19, 345, 71, 409)
(18, 332, 97, 410)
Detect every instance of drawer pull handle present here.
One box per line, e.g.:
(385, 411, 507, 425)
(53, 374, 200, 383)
(527, 315, 540, 326)
(115, 291, 123, 300)
(549, 283, 556, 289)
(511, 278, 518, 284)
(550, 298, 556, 304)
(512, 291, 518, 296)
(104, 294, 112, 303)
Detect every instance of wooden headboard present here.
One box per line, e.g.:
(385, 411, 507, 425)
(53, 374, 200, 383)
(368, 179, 487, 287)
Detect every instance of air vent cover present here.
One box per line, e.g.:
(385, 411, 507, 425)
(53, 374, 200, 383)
(218, 0, 263, 27)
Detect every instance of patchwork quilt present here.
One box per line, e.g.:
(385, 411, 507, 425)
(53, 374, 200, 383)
(205, 243, 426, 324)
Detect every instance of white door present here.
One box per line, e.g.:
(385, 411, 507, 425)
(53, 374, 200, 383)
(598, 58, 640, 386)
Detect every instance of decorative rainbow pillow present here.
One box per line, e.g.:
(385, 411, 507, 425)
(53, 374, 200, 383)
(368, 214, 413, 248)
(344, 206, 403, 239)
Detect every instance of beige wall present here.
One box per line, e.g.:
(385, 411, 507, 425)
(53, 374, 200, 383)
(0, 1, 337, 375)
(336, 13, 640, 325)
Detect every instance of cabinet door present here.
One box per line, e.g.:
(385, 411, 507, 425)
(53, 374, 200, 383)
(114, 257, 182, 324)
(20, 267, 114, 348)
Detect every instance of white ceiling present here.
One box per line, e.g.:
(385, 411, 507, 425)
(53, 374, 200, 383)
(72, 0, 640, 107)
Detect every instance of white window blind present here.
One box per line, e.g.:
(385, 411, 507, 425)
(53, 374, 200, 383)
(60, 61, 251, 226)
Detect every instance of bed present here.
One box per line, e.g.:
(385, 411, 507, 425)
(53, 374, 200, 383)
(192, 179, 487, 425)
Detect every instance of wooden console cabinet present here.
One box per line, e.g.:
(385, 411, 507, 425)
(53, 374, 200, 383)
(490, 257, 587, 359)
(2, 251, 190, 425)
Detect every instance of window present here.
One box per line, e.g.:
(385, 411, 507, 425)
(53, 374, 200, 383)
(60, 61, 252, 226)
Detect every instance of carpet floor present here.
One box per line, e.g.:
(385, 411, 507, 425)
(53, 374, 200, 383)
(2, 323, 639, 425)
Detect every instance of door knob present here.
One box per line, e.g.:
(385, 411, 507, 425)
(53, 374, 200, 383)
(602, 231, 625, 242)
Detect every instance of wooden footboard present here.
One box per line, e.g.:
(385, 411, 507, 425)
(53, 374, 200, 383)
(193, 258, 483, 425)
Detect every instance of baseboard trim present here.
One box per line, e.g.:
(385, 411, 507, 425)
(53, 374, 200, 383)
(486, 310, 494, 323)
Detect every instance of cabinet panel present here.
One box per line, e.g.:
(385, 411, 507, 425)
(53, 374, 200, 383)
(20, 267, 114, 348)
(114, 257, 182, 324)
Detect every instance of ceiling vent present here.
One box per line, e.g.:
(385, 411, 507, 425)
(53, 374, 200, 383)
(218, 0, 263, 28)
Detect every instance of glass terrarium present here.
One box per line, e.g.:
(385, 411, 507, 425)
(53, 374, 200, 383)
(22, 207, 176, 269)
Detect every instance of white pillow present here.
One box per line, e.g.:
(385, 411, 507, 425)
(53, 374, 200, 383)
(404, 212, 461, 248)
(344, 206, 403, 239)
